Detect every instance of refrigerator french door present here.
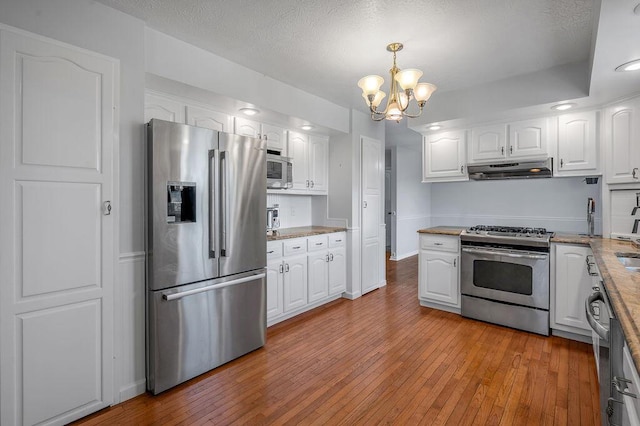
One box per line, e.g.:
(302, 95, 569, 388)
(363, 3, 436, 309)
(146, 119, 267, 394)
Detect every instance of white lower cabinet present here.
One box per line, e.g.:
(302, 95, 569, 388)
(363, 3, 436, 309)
(551, 244, 593, 336)
(622, 343, 640, 426)
(267, 232, 346, 325)
(418, 234, 460, 311)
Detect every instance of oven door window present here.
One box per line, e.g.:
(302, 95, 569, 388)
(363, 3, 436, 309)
(267, 161, 283, 179)
(473, 260, 533, 295)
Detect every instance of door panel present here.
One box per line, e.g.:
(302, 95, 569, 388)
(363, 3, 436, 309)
(308, 252, 328, 302)
(186, 105, 230, 132)
(0, 28, 117, 425)
(218, 133, 267, 276)
(361, 136, 382, 295)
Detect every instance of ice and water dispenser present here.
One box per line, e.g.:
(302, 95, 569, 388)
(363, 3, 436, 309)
(167, 182, 196, 223)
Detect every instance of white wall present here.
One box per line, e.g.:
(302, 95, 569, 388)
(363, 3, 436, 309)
(392, 146, 431, 259)
(430, 177, 602, 234)
(266, 194, 312, 228)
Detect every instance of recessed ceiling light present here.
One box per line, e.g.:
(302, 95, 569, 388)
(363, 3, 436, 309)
(616, 59, 640, 72)
(428, 124, 441, 131)
(551, 103, 576, 111)
(301, 124, 314, 131)
(239, 107, 260, 116)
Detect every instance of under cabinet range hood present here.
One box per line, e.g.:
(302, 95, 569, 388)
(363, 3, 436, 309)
(467, 158, 553, 180)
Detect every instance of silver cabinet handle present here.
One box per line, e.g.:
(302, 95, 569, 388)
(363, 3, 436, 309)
(306, 180, 310, 187)
(335, 239, 342, 242)
(329, 253, 334, 261)
(292, 246, 301, 249)
(102, 201, 112, 215)
(326, 254, 330, 262)
(460, 165, 464, 173)
(510, 145, 513, 154)
(560, 158, 564, 168)
(501, 146, 505, 155)
(315, 242, 323, 246)
(162, 273, 266, 301)
(634, 168, 639, 179)
(363, 201, 368, 208)
(585, 291, 609, 341)
(279, 264, 284, 273)
(453, 258, 456, 267)
(310, 180, 314, 188)
(285, 263, 290, 272)
(267, 250, 275, 254)
(433, 242, 444, 246)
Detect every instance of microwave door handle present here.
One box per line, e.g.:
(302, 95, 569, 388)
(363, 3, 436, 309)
(220, 151, 227, 257)
(461, 246, 547, 260)
(585, 292, 609, 341)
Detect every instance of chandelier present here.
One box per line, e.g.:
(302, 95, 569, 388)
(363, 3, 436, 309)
(358, 43, 437, 122)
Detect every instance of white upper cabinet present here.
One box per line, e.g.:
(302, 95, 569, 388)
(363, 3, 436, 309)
(186, 105, 231, 132)
(605, 98, 640, 184)
(144, 92, 185, 124)
(422, 130, 468, 182)
(308, 135, 328, 192)
(556, 111, 598, 176)
(508, 118, 548, 158)
(470, 124, 507, 162)
(286, 131, 328, 194)
(262, 123, 286, 153)
(233, 116, 261, 138)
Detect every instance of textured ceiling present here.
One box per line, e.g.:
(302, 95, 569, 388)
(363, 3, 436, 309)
(96, 0, 595, 110)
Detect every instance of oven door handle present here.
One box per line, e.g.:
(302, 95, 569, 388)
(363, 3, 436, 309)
(461, 246, 548, 260)
(585, 291, 609, 341)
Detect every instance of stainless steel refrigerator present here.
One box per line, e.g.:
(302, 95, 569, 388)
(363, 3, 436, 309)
(146, 119, 267, 394)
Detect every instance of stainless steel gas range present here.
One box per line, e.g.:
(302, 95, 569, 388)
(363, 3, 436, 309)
(460, 225, 553, 336)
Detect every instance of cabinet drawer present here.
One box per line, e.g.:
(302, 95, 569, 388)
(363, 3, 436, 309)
(307, 235, 328, 252)
(283, 238, 307, 256)
(420, 234, 459, 252)
(328, 232, 346, 248)
(267, 241, 282, 259)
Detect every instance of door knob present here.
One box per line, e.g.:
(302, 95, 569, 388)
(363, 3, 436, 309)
(103, 201, 112, 215)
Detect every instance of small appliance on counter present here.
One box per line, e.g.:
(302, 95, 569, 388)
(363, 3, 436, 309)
(267, 205, 280, 231)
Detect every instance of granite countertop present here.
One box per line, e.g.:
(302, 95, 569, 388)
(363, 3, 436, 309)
(589, 239, 640, 373)
(550, 233, 600, 245)
(267, 226, 347, 241)
(417, 226, 465, 236)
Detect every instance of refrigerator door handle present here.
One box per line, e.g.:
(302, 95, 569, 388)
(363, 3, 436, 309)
(162, 273, 266, 301)
(209, 149, 217, 258)
(220, 151, 228, 257)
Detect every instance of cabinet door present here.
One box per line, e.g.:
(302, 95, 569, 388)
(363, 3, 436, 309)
(553, 245, 591, 332)
(307, 252, 329, 303)
(328, 247, 347, 295)
(308, 136, 328, 193)
(234, 117, 261, 138)
(422, 131, 467, 181)
(606, 99, 640, 184)
(419, 251, 459, 306)
(557, 111, 597, 174)
(288, 131, 309, 190)
(283, 254, 308, 312)
(186, 105, 231, 132)
(470, 124, 507, 162)
(145, 92, 185, 123)
(262, 123, 286, 153)
(509, 118, 548, 158)
(266, 259, 284, 320)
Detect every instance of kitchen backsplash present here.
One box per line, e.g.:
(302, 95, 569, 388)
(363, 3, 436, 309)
(266, 194, 313, 229)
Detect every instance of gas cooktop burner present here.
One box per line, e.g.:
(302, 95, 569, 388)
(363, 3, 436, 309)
(461, 225, 553, 248)
(468, 225, 548, 235)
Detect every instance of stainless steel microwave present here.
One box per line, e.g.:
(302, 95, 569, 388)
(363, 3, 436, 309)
(267, 153, 293, 189)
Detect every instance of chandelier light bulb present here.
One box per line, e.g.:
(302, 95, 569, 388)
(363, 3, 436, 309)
(385, 101, 403, 121)
(394, 69, 423, 91)
(414, 83, 437, 102)
(357, 75, 384, 96)
(362, 91, 386, 108)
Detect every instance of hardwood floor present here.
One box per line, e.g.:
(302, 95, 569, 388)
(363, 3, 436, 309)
(74, 254, 600, 425)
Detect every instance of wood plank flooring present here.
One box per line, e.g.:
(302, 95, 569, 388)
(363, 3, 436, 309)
(74, 254, 600, 425)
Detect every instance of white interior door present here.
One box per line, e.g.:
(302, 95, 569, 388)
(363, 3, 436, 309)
(361, 136, 382, 295)
(0, 27, 118, 425)
(385, 170, 392, 249)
